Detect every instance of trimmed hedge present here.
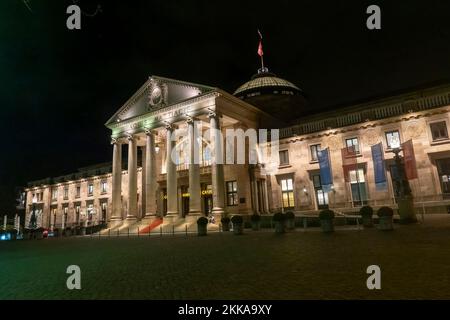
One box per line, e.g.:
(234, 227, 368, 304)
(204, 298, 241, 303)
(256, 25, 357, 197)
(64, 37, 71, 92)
(377, 206, 394, 217)
(319, 209, 335, 220)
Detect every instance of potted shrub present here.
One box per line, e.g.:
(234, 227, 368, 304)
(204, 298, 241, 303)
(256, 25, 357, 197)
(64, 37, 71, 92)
(360, 206, 374, 228)
(231, 215, 244, 235)
(197, 217, 208, 236)
(64, 227, 72, 237)
(319, 209, 335, 233)
(23, 228, 32, 240)
(221, 216, 231, 232)
(53, 228, 60, 237)
(272, 212, 286, 234)
(377, 206, 394, 231)
(285, 211, 296, 230)
(34, 228, 44, 240)
(250, 214, 261, 231)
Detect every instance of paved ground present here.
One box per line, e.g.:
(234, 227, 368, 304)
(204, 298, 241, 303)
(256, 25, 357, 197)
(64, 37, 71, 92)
(1, 214, 450, 300)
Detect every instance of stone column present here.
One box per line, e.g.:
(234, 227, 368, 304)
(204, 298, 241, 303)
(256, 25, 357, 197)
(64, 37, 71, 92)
(188, 118, 201, 216)
(263, 178, 270, 213)
(110, 139, 123, 224)
(126, 135, 138, 221)
(144, 130, 158, 218)
(209, 112, 225, 215)
(166, 125, 178, 217)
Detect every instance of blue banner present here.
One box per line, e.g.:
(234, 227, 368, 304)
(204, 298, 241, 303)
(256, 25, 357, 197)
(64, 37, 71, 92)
(371, 142, 387, 191)
(317, 148, 333, 192)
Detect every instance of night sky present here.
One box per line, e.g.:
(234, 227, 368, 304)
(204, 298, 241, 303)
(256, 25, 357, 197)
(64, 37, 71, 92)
(2, 0, 450, 213)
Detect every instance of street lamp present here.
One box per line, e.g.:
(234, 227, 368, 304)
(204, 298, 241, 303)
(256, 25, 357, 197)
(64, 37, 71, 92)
(388, 139, 417, 224)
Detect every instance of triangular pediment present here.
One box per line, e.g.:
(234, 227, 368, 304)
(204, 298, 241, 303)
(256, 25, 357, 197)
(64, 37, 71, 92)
(106, 75, 215, 127)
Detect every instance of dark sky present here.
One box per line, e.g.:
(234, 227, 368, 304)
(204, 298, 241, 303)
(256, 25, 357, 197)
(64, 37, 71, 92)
(2, 0, 450, 212)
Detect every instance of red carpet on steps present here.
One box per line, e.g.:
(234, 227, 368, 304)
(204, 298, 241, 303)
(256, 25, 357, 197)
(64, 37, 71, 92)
(138, 218, 163, 234)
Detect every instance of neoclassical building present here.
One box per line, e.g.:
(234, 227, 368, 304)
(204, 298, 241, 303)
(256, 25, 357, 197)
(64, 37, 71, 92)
(25, 69, 450, 232)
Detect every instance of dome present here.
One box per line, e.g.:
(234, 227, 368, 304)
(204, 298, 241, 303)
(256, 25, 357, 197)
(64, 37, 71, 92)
(234, 71, 301, 97)
(233, 69, 308, 122)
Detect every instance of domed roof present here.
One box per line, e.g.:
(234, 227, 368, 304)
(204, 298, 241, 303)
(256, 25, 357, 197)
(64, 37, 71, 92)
(233, 70, 301, 97)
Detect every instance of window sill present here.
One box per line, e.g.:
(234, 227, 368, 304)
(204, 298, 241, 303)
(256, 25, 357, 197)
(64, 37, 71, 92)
(278, 164, 292, 169)
(309, 160, 319, 164)
(430, 139, 450, 146)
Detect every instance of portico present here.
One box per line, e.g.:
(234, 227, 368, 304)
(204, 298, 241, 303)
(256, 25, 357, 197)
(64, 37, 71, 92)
(105, 76, 269, 230)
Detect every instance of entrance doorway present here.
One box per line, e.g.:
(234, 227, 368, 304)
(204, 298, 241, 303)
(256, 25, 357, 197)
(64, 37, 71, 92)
(202, 184, 213, 216)
(436, 158, 450, 199)
(312, 173, 329, 209)
(181, 186, 189, 217)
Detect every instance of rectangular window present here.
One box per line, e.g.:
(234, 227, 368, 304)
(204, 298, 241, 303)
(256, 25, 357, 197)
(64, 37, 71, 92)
(226, 181, 238, 206)
(51, 189, 58, 201)
(64, 186, 69, 200)
(75, 205, 81, 224)
(88, 183, 94, 196)
(281, 178, 295, 209)
(345, 137, 360, 154)
(430, 121, 449, 141)
(76, 186, 81, 198)
(310, 144, 321, 162)
(349, 168, 367, 206)
(279, 150, 290, 166)
(101, 181, 107, 193)
(385, 130, 401, 149)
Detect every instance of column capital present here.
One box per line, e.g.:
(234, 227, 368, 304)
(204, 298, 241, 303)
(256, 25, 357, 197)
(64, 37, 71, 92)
(111, 137, 123, 145)
(145, 129, 158, 136)
(164, 122, 178, 131)
(207, 111, 217, 119)
(126, 134, 135, 142)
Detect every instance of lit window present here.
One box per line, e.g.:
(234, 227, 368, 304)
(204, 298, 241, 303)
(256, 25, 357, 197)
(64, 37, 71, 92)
(279, 150, 289, 166)
(281, 178, 295, 209)
(310, 144, 321, 162)
(101, 181, 107, 193)
(88, 184, 94, 196)
(430, 121, 449, 141)
(64, 186, 69, 200)
(76, 186, 81, 198)
(345, 137, 360, 154)
(51, 189, 58, 201)
(385, 130, 400, 149)
(226, 181, 238, 206)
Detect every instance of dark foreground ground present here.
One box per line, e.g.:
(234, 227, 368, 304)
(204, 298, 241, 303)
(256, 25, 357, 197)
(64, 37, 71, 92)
(1, 216, 450, 300)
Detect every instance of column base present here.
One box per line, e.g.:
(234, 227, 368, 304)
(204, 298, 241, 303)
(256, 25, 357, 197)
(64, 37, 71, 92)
(125, 216, 138, 222)
(212, 207, 225, 215)
(108, 219, 123, 228)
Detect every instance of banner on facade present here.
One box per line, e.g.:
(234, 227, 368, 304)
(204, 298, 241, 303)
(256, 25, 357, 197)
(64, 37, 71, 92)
(318, 147, 333, 192)
(341, 146, 357, 182)
(401, 139, 418, 180)
(371, 142, 388, 190)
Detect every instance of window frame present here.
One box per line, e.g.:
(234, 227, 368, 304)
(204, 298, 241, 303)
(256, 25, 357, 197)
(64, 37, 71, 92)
(309, 144, 321, 162)
(279, 149, 290, 166)
(430, 120, 449, 142)
(226, 181, 238, 206)
(87, 183, 94, 196)
(385, 130, 401, 149)
(345, 137, 360, 154)
(280, 178, 295, 209)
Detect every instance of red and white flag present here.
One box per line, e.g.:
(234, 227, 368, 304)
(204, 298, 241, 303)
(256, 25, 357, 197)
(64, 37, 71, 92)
(257, 30, 263, 57)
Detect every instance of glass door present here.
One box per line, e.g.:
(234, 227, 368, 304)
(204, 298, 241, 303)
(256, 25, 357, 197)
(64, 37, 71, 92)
(312, 174, 329, 209)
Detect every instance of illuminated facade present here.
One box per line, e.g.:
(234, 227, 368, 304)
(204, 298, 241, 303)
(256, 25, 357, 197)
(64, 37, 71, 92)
(25, 71, 450, 232)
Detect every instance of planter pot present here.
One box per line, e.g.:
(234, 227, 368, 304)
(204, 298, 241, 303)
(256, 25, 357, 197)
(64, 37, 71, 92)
(35, 231, 44, 240)
(197, 224, 207, 236)
(274, 221, 285, 234)
(222, 223, 230, 232)
(233, 223, 244, 235)
(65, 229, 72, 237)
(251, 221, 260, 231)
(362, 216, 374, 228)
(80, 227, 86, 236)
(320, 219, 334, 233)
(285, 218, 295, 230)
(378, 216, 393, 231)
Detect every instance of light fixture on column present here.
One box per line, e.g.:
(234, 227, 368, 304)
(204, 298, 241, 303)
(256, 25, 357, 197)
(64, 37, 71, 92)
(155, 144, 160, 154)
(303, 186, 308, 196)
